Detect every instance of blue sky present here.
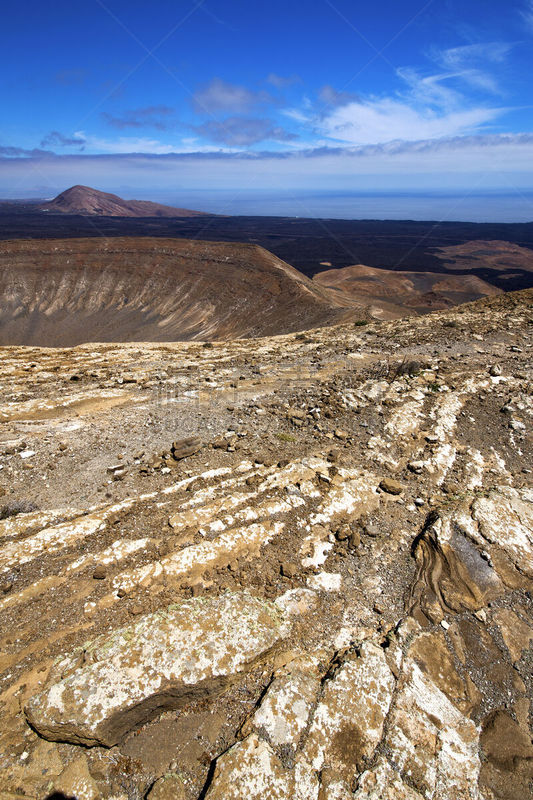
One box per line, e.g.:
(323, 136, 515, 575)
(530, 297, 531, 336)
(2, 0, 533, 204)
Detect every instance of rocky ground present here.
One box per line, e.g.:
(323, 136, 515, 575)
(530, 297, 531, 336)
(0, 290, 531, 800)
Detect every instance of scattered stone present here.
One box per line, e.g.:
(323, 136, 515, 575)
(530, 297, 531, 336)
(379, 478, 405, 495)
(349, 530, 361, 548)
(287, 408, 306, 422)
(171, 436, 202, 461)
(0, 290, 532, 799)
(335, 523, 351, 541)
(106, 464, 124, 474)
(489, 364, 502, 376)
(281, 562, 298, 578)
(92, 566, 107, 580)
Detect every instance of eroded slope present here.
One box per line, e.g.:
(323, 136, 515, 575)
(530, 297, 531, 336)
(0, 237, 358, 346)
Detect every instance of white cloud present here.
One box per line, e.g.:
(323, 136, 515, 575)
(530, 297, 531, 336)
(319, 98, 502, 146)
(438, 42, 512, 68)
(281, 108, 312, 124)
(317, 52, 510, 147)
(193, 117, 298, 146)
(78, 134, 236, 155)
(81, 135, 178, 154)
(396, 67, 462, 110)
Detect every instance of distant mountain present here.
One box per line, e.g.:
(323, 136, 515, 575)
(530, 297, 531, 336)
(40, 185, 207, 218)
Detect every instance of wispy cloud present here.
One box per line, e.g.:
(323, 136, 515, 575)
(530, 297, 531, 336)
(192, 117, 298, 146)
(318, 85, 360, 109)
(192, 78, 273, 114)
(522, 0, 533, 29)
(40, 131, 86, 149)
(266, 73, 301, 89)
(101, 106, 175, 131)
(0, 145, 53, 158)
(78, 134, 180, 155)
(431, 42, 513, 94)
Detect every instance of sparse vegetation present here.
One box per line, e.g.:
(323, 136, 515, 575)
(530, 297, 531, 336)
(0, 500, 38, 520)
(394, 359, 422, 378)
(275, 432, 297, 442)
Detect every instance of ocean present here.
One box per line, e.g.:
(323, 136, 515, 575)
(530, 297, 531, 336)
(164, 190, 533, 223)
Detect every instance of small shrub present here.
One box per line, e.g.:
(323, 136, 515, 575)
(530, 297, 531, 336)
(275, 432, 297, 443)
(394, 359, 422, 378)
(0, 500, 38, 520)
(353, 319, 369, 327)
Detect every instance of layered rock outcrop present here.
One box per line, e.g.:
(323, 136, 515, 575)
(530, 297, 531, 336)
(0, 289, 530, 798)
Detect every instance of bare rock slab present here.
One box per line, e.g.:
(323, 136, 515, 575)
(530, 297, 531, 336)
(25, 592, 290, 747)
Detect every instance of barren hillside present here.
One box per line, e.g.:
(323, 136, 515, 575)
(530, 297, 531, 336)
(313, 263, 502, 315)
(0, 237, 360, 346)
(0, 290, 531, 799)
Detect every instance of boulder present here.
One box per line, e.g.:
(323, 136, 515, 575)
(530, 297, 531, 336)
(25, 592, 290, 746)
